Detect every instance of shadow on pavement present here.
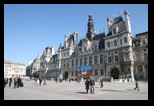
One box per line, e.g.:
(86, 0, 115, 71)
(75, 92, 87, 94)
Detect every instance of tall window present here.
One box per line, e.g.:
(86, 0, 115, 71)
(76, 59, 78, 66)
(125, 53, 129, 60)
(115, 55, 119, 62)
(89, 57, 92, 65)
(94, 56, 98, 64)
(108, 42, 110, 47)
(101, 69, 103, 75)
(120, 39, 122, 44)
(108, 57, 111, 63)
(95, 70, 97, 75)
(84, 57, 87, 66)
(80, 58, 82, 66)
(114, 40, 117, 46)
(124, 37, 127, 43)
(100, 55, 103, 64)
(113, 28, 116, 34)
(72, 59, 74, 67)
(144, 53, 148, 60)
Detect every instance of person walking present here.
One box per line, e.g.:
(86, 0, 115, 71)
(134, 80, 139, 91)
(76, 78, 80, 84)
(39, 78, 42, 85)
(14, 78, 17, 89)
(99, 78, 103, 88)
(4, 78, 7, 88)
(89, 77, 95, 94)
(85, 78, 90, 94)
(37, 78, 39, 86)
(9, 77, 12, 87)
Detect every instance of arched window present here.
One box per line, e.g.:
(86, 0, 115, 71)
(120, 39, 122, 44)
(114, 40, 117, 46)
(101, 69, 103, 75)
(113, 28, 116, 34)
(124, 37, 127, 43)
(95, 70, 97, 75)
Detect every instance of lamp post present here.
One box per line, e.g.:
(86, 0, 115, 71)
(119, 51, 125, 82)
(43, 61, 47, 85)
(104, 55, 107, 82)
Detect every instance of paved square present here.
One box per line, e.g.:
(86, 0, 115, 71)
(4, 80, 148, 100)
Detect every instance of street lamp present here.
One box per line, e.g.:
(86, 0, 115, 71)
(43, 61, 47, 85)
(104, 55, 107, 82)
(119, 51, 125, 82)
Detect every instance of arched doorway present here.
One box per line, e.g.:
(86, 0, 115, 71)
(63, 71, 68, 80)
(111, 68, 119, 79)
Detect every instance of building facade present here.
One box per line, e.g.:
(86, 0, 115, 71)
(4, 60, 26, 78)
(27, 10, 148, 81)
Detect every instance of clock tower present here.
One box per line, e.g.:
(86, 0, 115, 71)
(86, 13, 95, 41)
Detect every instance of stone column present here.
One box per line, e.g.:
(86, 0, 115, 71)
(130, 65, 134, 81)
(142, 65, 146, 79)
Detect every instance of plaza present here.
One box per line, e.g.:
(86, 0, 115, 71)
(4, 80, 148, 100)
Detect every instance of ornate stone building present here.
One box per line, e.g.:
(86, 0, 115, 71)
(27, 10, 148, 82)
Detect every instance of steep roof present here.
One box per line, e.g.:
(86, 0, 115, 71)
(93, 33, 105, 49)
(107, 16, 127, 36)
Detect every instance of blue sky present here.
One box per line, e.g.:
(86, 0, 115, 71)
(4, 4, 148, 66)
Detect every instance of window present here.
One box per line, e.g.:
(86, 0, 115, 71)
(84, 57, 87, 66)
(95, 70, 97, 75)
(142, 39, 145, 45)
(101, 69, 103, 75)
(108, 57, 111, 63)
(100, 55, 103, 64)
(115, 56, 119, 62)
(64, 53, 65, 57)
(124, 37, 127, 43)
(144, 53, 148, 60)
(120, 39, 122, 44)
(125, 53, 129, 60)
(114, 40, 117, 46)
(113, 28, 116, 34)
(67, 52, 69, 56)
(80, 58, 82, 66)
(72, 59, 74, 67)
(95, 45, 97, 51)
(94, 56, 98, 64)
(89, 57, 92, 65)
(84, 47, 87, 52)
(108, 42, 110, 47)
(76, 59, 78, 66)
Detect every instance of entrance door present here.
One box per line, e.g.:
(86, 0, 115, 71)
(64, 71, 68, 80)
(111, 68, 119, 79)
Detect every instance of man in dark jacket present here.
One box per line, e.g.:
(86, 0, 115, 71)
(85, 78, 90, 94)
(9, 77, 12, 87)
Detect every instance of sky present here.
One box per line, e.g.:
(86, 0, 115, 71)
(4, 4, 148, 66)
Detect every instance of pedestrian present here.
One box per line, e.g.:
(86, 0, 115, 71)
(9, 77, 12, 87)
(4, 78, 7, 88)
(37, 78, 39, 85)
(99, 78, 103, 88)
(134, 80, 139, 91)
(85, 78, 90, 94)
(39, 78, 42, 85)
(14, 78, 17, 89)
(89, 77, 95, 94)
(76, 78, 80, 84)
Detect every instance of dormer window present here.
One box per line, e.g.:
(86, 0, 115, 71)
(113, 28, 116, 34)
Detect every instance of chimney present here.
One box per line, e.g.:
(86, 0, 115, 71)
(107, 17, 112, 32)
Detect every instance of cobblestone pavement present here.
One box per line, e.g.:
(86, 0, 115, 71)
(4, 80, 148, 100)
